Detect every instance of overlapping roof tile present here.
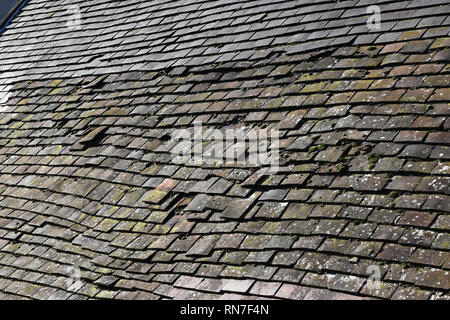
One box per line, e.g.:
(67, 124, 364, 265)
(0, 0, 449, 300)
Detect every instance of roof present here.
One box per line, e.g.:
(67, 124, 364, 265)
(0, 0, 449, 300)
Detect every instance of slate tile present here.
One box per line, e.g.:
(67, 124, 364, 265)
(431, 215, 450, 231)
(184, 194, 211, 212)
(222, 279, 254, 293)
(221, 192, 259, 219)
(416, 176, 449, 193)
(399, 229, 437, 247)
(349, 174, 389, 191)
(423, 195, 450, 212)
(371, 225, 405, 241)
(273, 269, 305, 285)
(318, 238, 352, 255)
(391, 286, 432, 300)
(409, 249, 448, 267)
(386, 176, 421, 191)
(328, 274, 365, 293)
(174, 275, 203, 290)
(272, 250, 302, 267)
(377, 244, 415, 262)
(415, 269, 449, 290)
(360, 282, 398, 299)
(1, 0, 450, 301)
(141, 189, 168, 205)
(255, 202, 288, 219)
(281, 203, 314, 220)
(186, 235, 220, 257)
(260, 189, 289, 201)
(347, 241, 383, 258)
(398, 211, 436, 227)
(265, 235, 295, 249)
(244, 250, 275, 264)
(240, 235, 271, 250)
(295, 252, 328, 272)
(340, 222, 377, 239)
(214, 234, 245, 250)
(292, 236, 323, 250)
(249, 281, 282, 296)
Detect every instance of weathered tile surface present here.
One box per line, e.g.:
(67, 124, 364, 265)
(0, 0, 448, 300)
